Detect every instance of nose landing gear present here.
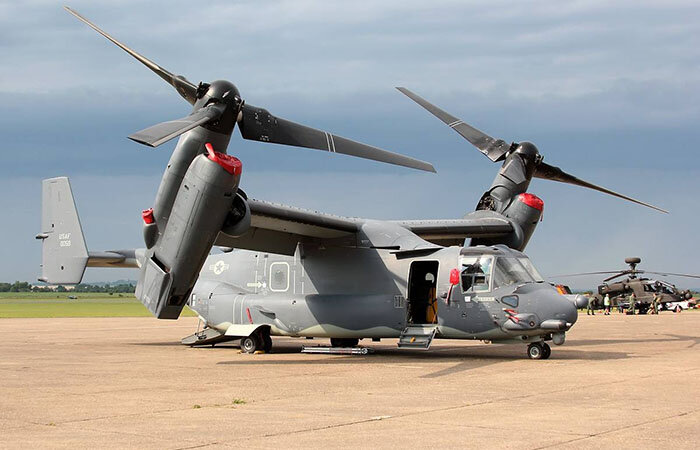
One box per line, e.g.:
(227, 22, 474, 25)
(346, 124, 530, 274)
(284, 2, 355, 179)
(527, 342, 551, 360)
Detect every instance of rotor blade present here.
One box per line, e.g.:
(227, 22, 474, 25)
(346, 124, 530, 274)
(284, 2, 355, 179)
(238, 104, 436, 172)
(550, 271, 628, 278)
(644, 271, 700, 279)
(128, 104, 224, 147)
(534, 162, 668, 213)
(603, 271, 633, 282)
(396, 87, 510, 162)
(64, 7, 198, 104)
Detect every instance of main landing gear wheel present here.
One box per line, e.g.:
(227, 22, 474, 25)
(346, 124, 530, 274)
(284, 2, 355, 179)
(542, 343, 551, 359)
(527, 342, 544, 360)
(240, 335, 261, 354)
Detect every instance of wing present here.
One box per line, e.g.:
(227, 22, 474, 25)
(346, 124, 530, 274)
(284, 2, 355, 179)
(393, 212, 514, 247)
(215, 199, 362, 255)
(215, 202, 513, 254)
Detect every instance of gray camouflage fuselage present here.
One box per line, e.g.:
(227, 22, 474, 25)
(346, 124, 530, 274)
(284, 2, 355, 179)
(189, 244, 578, 343)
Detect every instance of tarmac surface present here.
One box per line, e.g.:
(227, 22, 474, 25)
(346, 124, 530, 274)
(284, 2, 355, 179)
(1, 312, 699, 449)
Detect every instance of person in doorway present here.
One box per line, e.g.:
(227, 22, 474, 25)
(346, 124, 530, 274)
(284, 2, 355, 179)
(426, 283, 438, 324)
(604, 293, 611, 315)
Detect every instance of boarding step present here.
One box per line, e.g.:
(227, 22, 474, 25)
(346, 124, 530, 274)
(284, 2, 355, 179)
(181, 327, 237, 346)
(301, 346, 373, 355)
(398, 325, 438, 349)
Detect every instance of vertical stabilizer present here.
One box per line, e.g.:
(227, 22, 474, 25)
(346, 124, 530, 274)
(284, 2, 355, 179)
(36, 177, 89, 284)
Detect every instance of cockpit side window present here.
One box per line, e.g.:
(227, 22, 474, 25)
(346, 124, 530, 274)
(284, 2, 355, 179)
(460, 256, 493, 293)
(493, 257, 542, 289)
(517, 257, 544, 282)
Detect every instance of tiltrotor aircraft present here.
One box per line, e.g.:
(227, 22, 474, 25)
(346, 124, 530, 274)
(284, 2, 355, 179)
(557, 257, 698, 314)
(37, 8, 665, 360)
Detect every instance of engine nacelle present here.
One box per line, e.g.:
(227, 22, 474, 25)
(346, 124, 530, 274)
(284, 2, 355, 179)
(501, 193, 543, 250)
(136, 147, 242, 319)
(473, 192, 543, 251)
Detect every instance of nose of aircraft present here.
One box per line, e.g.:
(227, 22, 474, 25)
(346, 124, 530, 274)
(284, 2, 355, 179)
(523, 284, 578, 328)
(559, 296, 578, 326)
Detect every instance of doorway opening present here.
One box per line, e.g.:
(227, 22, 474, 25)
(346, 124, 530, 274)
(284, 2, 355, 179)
(407, 260, 439, 325)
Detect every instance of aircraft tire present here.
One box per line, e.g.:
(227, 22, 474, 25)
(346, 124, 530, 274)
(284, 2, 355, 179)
(527, 343, 544, 360)
(240, 335, 261, 354)
(542, 343, 551, 359)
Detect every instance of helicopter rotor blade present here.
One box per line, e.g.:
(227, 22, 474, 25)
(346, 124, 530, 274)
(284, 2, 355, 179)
(643, 271, 700, 279)
(534, 162, 668, 214)
(603, 271, 634, 282)
(64, 7, 198, 104)
(396, 87, 511, 162)
(550, 271, 628, 278)
(128, 104, 226, 147)
(238, 104, 436, 173)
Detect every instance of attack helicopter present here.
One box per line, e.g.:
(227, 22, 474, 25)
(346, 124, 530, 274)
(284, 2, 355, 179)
(556, 257, 698, 314)
(37, 8, 665, 360)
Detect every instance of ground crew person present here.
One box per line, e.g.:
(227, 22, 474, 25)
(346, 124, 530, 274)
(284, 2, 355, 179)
(602, 294, 610, 315)
(628, 292, 636, 315)
(587, 296, 595, 315)
(651, 293, 660, 315)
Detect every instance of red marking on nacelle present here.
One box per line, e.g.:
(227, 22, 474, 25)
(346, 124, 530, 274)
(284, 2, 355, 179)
(246, 307, 253, 324)
(449, 268, 460, 285)
(205, 142, 242, 175)
(518, 192, 544, 211)
(142, 208, 154, 224)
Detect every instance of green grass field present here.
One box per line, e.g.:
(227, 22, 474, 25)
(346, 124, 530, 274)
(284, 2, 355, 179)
(0, 292, 197, 318)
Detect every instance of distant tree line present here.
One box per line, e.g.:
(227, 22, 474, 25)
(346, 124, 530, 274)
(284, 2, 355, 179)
(71, 283, 136, 293)
(0, 282, 33, 292)
(0, 281, 135, 293)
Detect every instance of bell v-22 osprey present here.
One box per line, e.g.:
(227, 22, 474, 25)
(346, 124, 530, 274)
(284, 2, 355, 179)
(37, 8, 666, 360)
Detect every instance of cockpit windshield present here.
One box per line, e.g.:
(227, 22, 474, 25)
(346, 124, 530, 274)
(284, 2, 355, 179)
(493, 256, 544, 289)
(460, 255, 493, 293)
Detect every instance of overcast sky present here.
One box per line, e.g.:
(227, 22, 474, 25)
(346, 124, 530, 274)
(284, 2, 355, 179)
(1, 0, 699, 289)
